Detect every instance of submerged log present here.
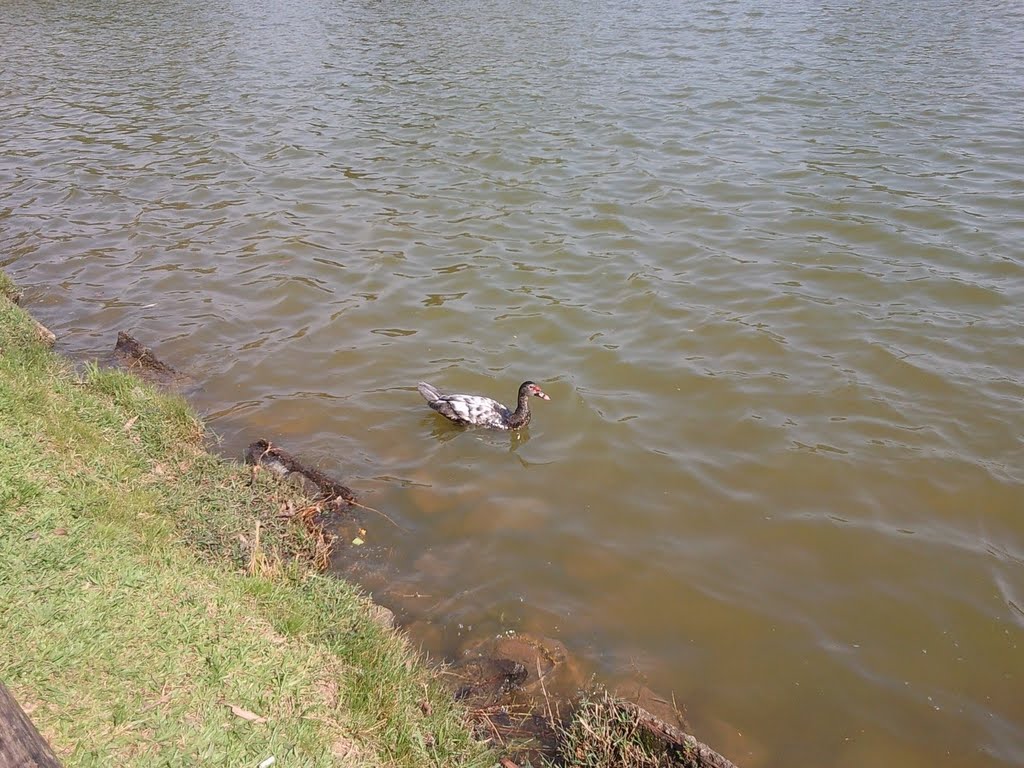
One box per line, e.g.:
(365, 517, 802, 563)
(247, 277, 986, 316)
(612, 697, 739, 768)
(0, 683, 63, 768)
(244, 439, 355, 505)
(113, 331, 176, 374)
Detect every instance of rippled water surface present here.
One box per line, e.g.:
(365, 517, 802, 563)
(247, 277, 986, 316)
(3, 0, 1023, 764)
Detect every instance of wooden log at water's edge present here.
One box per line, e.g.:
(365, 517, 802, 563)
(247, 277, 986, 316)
(613, 697, 740, 768)
(0, 682, 63, 768)
(114, 331, 176, 373)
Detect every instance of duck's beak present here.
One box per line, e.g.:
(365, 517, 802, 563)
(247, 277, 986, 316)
(536, 390, 551, 400)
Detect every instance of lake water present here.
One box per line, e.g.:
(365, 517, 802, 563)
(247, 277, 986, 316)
(2, 0, 1023, 765)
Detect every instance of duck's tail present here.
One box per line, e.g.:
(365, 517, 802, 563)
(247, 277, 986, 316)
(417, 381, 442, 403)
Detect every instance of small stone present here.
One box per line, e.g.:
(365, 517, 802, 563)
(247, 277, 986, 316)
(366, 603, 395, 630)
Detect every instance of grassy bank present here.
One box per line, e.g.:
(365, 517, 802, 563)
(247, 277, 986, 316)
(0, 277, 491, 767)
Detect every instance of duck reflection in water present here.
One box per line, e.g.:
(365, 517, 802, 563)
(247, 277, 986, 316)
(424, 416, 533, 451)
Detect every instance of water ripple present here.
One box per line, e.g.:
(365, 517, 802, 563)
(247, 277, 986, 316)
(3, 0, 1023, 765)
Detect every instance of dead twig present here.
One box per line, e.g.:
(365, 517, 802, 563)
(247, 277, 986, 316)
(536, 657, 555, 731)
(338, 497, 406, 531)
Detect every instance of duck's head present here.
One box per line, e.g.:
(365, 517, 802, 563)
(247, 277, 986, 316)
(521, 381, 551, 400)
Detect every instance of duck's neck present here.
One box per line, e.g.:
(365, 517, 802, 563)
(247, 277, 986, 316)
(507, 393, 532, 429)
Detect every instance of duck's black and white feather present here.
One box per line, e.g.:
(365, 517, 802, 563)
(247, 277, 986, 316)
(417, 380, 550, 430)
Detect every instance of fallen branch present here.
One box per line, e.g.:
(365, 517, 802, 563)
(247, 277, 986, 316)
(245, 439, 406, 531)
(114, 331, 176, 374)
(0, 682, 63, 768)
(612, 698, 739, 768)
(244, 439, 355, 503)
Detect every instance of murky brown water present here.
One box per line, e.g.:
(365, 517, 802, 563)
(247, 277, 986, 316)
(3, 0, 1023, 764)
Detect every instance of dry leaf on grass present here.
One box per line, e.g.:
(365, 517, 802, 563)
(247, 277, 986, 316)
(227, 703, 267, 723)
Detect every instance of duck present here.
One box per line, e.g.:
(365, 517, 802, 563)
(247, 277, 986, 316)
(417, 380, 551, 430)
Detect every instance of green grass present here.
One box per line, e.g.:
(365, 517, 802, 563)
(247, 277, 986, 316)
(0, 285, 492, 767)
(0, 270, 19, 301)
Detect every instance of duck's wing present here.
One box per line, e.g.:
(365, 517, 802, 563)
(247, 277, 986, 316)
(437, 394, 510, 427)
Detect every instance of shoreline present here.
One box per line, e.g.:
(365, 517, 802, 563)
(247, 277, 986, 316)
(1, 271, 738, 767)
